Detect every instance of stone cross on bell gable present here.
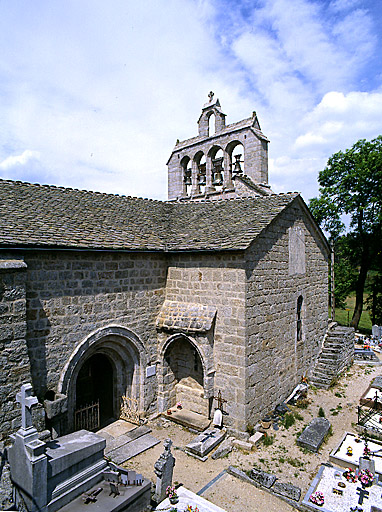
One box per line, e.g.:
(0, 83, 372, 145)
(208, 91, 214, 102)
(16, 383, 38, 430)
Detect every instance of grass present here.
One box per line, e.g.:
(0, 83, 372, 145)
(334, 293, 372, 334)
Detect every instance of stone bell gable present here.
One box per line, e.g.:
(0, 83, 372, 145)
(167, 92, 271, 201)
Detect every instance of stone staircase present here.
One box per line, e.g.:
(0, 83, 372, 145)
(310, 322, 355, 389)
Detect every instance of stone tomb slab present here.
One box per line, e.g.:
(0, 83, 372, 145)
(107, 433, 160, 465)
(297, 417, 331, 452)
(58, 478, 151, 512)
(303, 464, 382, 512)
(103, 425, 152, 455)
(186, 428, 226, 458)
(163, 408, 211, 431)
(250, 468, 276, 489)
(372, 377, 382, 390)
(329, 432, 382, 475)
(156, 485, 227, 512)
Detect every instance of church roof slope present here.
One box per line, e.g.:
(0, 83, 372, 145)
(0, 179, 167, 250)
(0, 179, 301, 252)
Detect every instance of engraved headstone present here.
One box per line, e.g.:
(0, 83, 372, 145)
(297, 417, 331, 452)
(272, 481, 301, 501)
(153, 439, 176, 502)
(249, 468, 276, 488)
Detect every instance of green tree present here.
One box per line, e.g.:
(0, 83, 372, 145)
(310, 136, 382, 329)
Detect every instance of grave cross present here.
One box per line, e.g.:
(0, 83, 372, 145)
(201, 431, 215, 443)
(213, 390, 227, 413)
(16, 383, 38, 430)
(356, 486, 369, 505)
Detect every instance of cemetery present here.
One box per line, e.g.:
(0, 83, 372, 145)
(4, 354, 381, 512)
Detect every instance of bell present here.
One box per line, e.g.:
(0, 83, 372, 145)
(212, 170, 223, 186)
(233, 154, 243, 174)
(184, 169, 192, 185)
(198, 173, 206, 186)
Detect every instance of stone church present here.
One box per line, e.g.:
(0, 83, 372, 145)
(0, 94, 330, 439)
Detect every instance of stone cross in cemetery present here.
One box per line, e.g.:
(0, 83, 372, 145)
(16, 383, 38, 431)
(154, 438, 176, 503)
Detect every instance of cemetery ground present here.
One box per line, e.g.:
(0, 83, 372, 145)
(118, 357, 382, 512)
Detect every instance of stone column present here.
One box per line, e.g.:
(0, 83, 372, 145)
(206, 157, 214, 193)
(191, 160, 199, 195)
(223, 151, 233, 189)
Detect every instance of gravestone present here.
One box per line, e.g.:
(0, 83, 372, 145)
(372, 376, 382, 390)
(249, 468, 276, 488)
(359, 456, 376, 475)
(153, 439, 176, 503)
(297, 417, 331, 452)
(272, 481, 301, 501)
(213, 409, 222, 428)
(185, 428, 226, 459)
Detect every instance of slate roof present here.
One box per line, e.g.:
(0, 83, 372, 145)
(0, 178, 300, 252)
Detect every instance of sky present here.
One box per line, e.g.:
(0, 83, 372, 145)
(0, 0, 381, 203)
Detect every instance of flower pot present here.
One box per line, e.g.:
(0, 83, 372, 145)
(169, 496, 179, 504)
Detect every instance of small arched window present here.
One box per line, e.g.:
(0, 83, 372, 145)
(297, 295, 303, 341)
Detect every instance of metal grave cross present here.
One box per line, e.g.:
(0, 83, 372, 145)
(16, 383, 38, 430)
(213, 390, 227, 413)
(356, 486, 369, 505)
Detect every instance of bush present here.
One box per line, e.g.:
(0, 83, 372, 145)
(262, 434, 274, 446)
(318, 407, 325, 417)
(281, 412, 296, 429)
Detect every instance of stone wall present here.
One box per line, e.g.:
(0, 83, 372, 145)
(1, 250, 167, 438)
(0, 257, 30, 440)
(160, 253, 247, 433)
(244, 202, 329, 427)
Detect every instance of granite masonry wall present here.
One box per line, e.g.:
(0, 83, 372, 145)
(0, 259, 30, 439)
(159, 252, 247, 434)
(244, 203, 329, 427)
(0, 250, 167, 438)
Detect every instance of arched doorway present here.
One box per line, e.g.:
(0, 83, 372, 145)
(163, 335, 209, 416)
(58, 325, 147, 433)
(76, 353, 114, 428)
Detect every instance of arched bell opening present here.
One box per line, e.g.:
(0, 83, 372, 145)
(162, 335, 209, 417)
(194, 151, 206, 195)
(180, 155, 192, 197)
(226, 140, 245, 179)
(208, 111, 216, 136)
(208, 146, 224, 191)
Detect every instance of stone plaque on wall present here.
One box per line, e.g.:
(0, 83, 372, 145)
(288, 226, 305, 275)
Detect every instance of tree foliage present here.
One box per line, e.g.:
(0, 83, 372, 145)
(310, 136, 382, 329)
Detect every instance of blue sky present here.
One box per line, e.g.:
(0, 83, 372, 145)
(0, 0, 381, 202)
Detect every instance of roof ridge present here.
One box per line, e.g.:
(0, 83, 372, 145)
(0, 178, 165, 204)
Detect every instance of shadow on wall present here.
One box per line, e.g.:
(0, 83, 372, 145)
(26, 299, 50, 400)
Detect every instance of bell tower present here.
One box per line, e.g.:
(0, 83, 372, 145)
(167, 93, 272, 201)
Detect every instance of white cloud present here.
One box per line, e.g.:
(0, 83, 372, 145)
(0, 0, 381, 206)
(0, 150, 40, 170)
(295, 91, 382, 153)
